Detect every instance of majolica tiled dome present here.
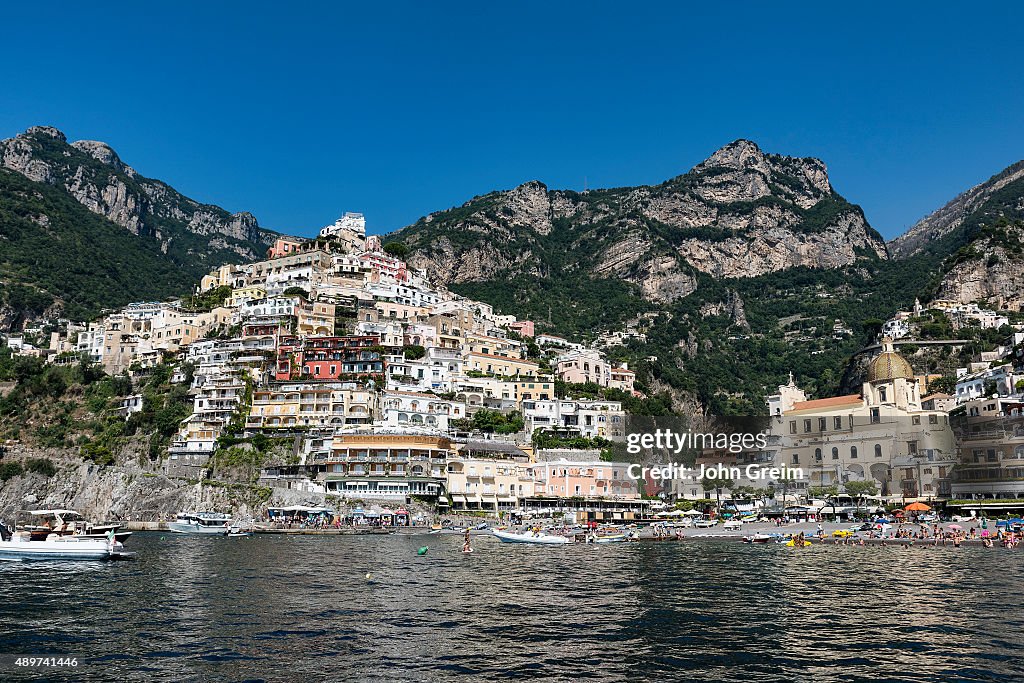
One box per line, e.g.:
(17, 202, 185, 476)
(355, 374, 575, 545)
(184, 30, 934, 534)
(867, 338, 913, 383)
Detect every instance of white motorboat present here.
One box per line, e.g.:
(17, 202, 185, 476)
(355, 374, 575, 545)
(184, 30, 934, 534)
(167, 512, 233, 534)
(19, 509, 131, 544)
(592, 533, 631, 544)
(743, 533, 777, 544)
(693, 517, 717, 528)
(0, 523, 132, 561)
(493, 529, 571, 545)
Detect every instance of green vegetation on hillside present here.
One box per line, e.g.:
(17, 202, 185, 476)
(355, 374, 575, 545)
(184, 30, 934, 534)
(0, 128, 276, 326)
(0, 168, 199, 321)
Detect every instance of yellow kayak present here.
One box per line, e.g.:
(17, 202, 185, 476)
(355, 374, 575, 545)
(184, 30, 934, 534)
(785, 539, 812, 547)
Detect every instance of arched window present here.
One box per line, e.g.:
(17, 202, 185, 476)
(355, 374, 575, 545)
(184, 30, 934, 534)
(815, 448, 822, 461)
(831, 447, 839, 460)
(874, 444, 882, 458)
(851, 446, 858, 459)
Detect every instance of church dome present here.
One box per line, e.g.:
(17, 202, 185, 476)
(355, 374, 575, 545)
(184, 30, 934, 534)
(867, 338, 914, 383)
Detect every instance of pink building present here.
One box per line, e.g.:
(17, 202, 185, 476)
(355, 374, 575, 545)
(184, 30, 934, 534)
(556, 349, 610, 386)
(508, 320, 535, 338)
(530, 460, 638, 499)
(267, 236, 307, 259)
(360, 251, 408, 282)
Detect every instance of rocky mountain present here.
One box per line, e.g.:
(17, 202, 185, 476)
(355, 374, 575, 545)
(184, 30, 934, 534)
(891, 159, 1024, 308)
(384, 141, 914, 412)
(392, 140, 887, 304)
(0, 126, 277, 326)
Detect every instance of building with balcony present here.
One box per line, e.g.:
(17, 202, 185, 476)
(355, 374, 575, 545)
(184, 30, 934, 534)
(275, 335, 384, 381)
(319, 433, 452, 501)
(445, 456, 531, 511)
(950, 398, 1024, 499)
(381, 390, 466, 432)
(246, 382, 378, 429)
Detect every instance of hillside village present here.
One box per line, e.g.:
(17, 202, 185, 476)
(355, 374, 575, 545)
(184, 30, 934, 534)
(3, 208, 1024, 520)
(2, 213, 652, 519)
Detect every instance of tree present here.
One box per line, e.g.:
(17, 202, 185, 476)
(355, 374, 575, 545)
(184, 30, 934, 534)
(699, 475, 734, 516)
(383, 242, 409, 259)
(844, 480, 878, 507)
(282, 287, 309, 299)
(861, 318, 884, 339)
(929, 375, 957, 394)
(402, 344, 426, 360)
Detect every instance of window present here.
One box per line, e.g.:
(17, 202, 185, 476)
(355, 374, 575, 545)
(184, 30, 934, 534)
(818, 418, 827, 432)
(790, 421, 797, 434)
(850, 446, 858, 459)
(874, 444, 882, 458)
(912, 416, 921, 425)
(907, 441, 918, 455)
(870, 408, 880, 424)
(804, 419, 812, 433)
(834, 417, 843, 430)
(815, 448, 822, 462)
(792, 454, 800, 465)
(832, 447, 839, 460)
(879, 387, 887, 402)
(929, 414, 938, 424)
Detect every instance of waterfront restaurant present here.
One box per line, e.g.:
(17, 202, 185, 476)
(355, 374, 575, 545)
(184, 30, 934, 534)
(321, 433, 452, 501)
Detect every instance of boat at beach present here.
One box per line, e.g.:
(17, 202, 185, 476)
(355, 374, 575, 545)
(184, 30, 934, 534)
(167, 512, 233, 534)
(593, 533, 631, 544)
(493, 529, 571, 545)
(19, 509, 131, 544)
(0, 522, 134, 561)
(743, 533, 777, 544)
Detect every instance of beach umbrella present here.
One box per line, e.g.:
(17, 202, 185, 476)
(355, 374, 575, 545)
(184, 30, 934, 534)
(681, 510, 703, 517)
(948, 524, 963, 530)
(904, 502, 931, 512)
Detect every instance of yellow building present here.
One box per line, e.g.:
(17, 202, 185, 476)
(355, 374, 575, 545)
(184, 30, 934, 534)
(227, 286, 267, 308)
(465, 352, 540, 379)
(446, 456, 531, 511)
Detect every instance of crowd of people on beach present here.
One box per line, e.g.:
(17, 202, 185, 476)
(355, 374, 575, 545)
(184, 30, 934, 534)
(820, 522, 1022, 548)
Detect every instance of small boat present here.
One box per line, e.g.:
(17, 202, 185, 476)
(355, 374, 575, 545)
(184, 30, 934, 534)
(493, 529, 571, 545)
(591, 533, 631, 544)
(167, 512, 233, 534)
(693, 517, 716, 528)
(225, 525, 253, 538)
(785, 538, 813, 547)
(19, 509, 131, 544)
(0, 523, 134, 561)
(743, 533, 776, 544)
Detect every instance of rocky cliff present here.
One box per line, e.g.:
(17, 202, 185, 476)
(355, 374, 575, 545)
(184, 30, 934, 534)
(392, 140, 887, 303)
(890, 160, 1024, 258)
(0, 126, 278, 325)
(1, 126, 274, 249)
(890, 159, 1024, 308)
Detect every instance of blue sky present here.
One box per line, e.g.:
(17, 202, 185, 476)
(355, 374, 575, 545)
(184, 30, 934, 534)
(1, 2, 1022, 239)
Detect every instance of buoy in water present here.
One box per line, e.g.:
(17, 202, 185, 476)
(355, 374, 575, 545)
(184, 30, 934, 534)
(417, 546, 429, 555)
(365, 573, 372, 580)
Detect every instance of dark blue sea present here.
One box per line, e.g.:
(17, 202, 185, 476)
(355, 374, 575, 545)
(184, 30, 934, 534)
(1, 532, 1021, 682)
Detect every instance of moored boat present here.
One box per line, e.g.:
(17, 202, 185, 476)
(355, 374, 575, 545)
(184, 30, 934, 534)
(592, 534, 631, 544)
(20, 509, 131, 544)
(168, 512, 233, 534)
(493, 529, 571, 545)
(743, 533, 776, 544)
(0, 523, 134, 561)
